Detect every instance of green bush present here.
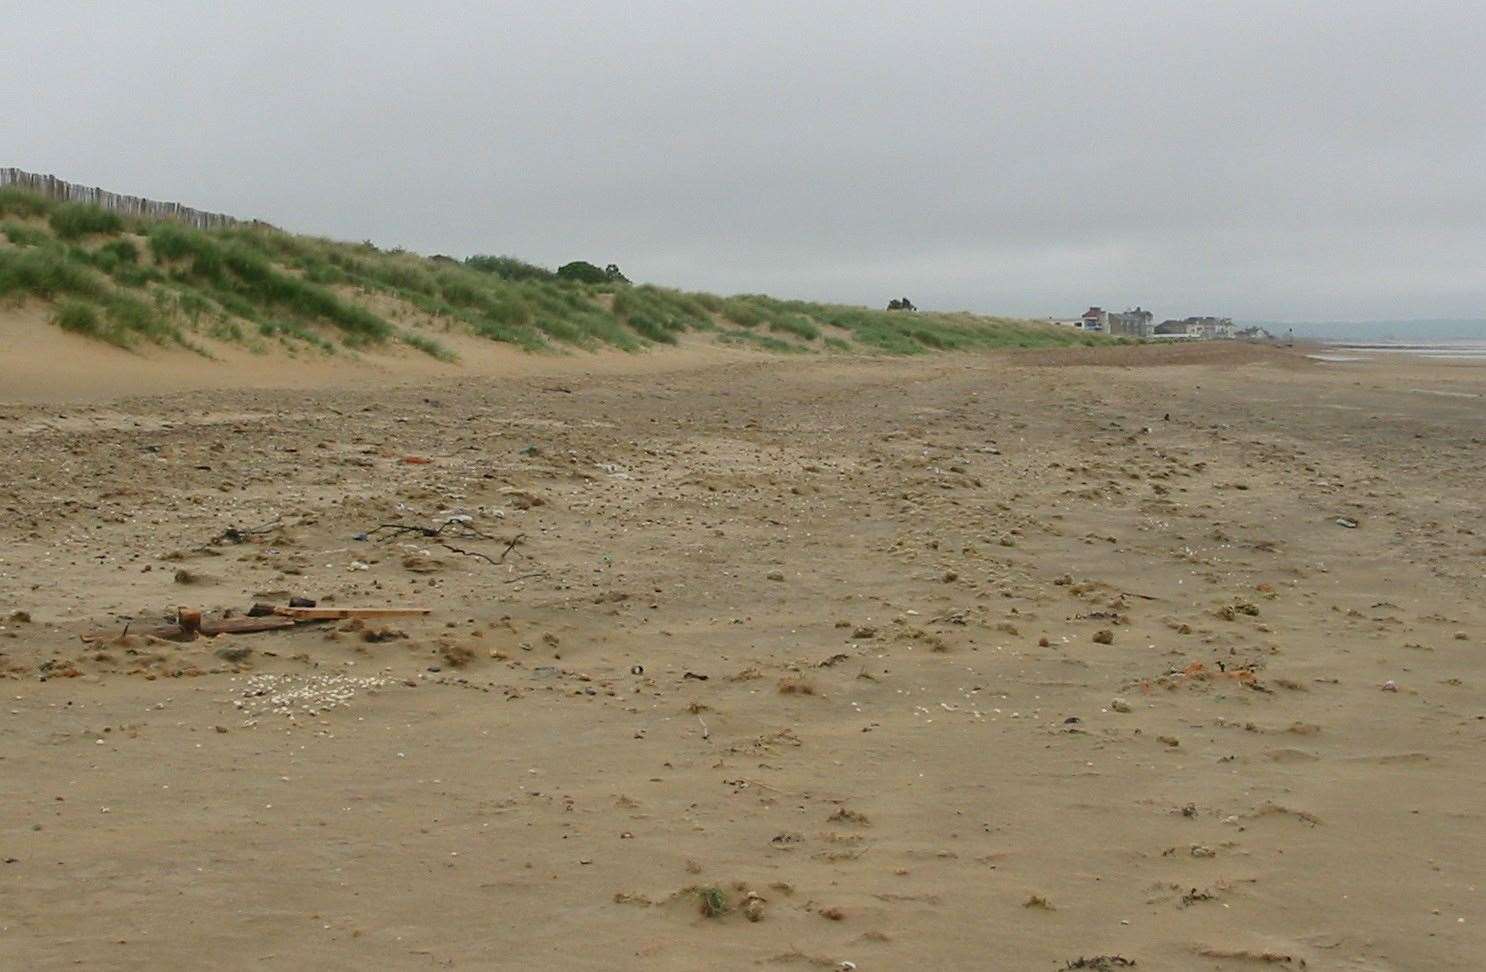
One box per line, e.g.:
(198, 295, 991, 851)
(0, 246, 106, 299)
(53, 300, 104, 336)
(627, 313, 678, 344)
(48, 293, 176, 347)
(768, 313, 820, 341)
(465, 254, 554, 281)
(148, 223, 391, 342)
(98, 238, 138, 264)
(556, 260, 608, 284)
(110, 263, 161, 287)
(1, 221, 49, 246)
(49, 203, 124, 240)
(0, 188, 53, 218)
(146, 222, 196, 261)
(721, 298, 764, 328)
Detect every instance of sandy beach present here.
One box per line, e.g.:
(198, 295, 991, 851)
(1, 341, 1482, 970)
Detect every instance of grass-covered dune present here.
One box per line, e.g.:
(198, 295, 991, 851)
(0, 186, 1106, 359)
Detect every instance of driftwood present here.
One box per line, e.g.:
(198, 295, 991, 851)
(80, 615, 298, 643)
(79, 603, 429, 643)
(365, 520, 524, 567)
(270, 606, 430, 621)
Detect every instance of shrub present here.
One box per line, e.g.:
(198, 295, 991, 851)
(556, 260, 608, 284)
(721, 298, 764, 328)
(0, 246, 105, 299)
(768, 313, 820, 341)
(146, 222, 197, 261)
(465, 254, 554, 281)
(49, 203, 124, 240)
(53, 300, 104, 337)
(627, 313, 678, 344)
(1, 221, 49, 246)
(49, 293, 177, 346)
(103, 293, 174, 341)
(148, 224, 391, 342)
(98, 238, 138, 264)
(0, 188, 53, 218)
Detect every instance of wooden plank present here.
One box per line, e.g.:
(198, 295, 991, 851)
(200, 616, 299, 636)
(272, 606, 431, 620)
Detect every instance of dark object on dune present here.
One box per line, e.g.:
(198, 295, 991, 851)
(887, 297, 916, 311)
(556, 260, 629, 284)
(557, 260, 608, 283)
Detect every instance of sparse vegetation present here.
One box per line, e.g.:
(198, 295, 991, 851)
(399, 329, 455, 361)
(0, 185, 1103, 357)
(697, 887, 730, 918)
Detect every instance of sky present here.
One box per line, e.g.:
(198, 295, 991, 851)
(4, 0, 1483, 322)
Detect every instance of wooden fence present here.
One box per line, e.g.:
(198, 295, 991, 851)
(0, 167, 255, 231)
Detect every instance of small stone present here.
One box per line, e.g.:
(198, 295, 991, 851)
(1381, 680, 1399, 692)
(1111, 698, 1132, 713)
(1092, 629, 1114, 645)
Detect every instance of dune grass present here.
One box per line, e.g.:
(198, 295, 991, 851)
(49, 203, 124, 240)
(0, 186, 1103, 358)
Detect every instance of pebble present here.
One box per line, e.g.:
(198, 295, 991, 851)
(236, 672, 393, 721)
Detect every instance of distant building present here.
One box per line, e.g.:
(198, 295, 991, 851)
(1234, 325, 1275, 341)
(1154, 316, 1234, 340)
(1187, 316, 1235, 339)
(1079, 307, 1108, 332)
(1108, 306, 1154, 338)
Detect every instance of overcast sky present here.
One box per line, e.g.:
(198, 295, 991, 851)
(4, 1, 1483, 321)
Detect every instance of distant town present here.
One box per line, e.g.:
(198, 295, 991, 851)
(1048, 307, 1275, 341)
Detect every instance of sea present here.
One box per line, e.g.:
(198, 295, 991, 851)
(1308, 341, 1486, 364)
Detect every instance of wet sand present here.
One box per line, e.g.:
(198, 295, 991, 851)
(1, 343, 1482, 969)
